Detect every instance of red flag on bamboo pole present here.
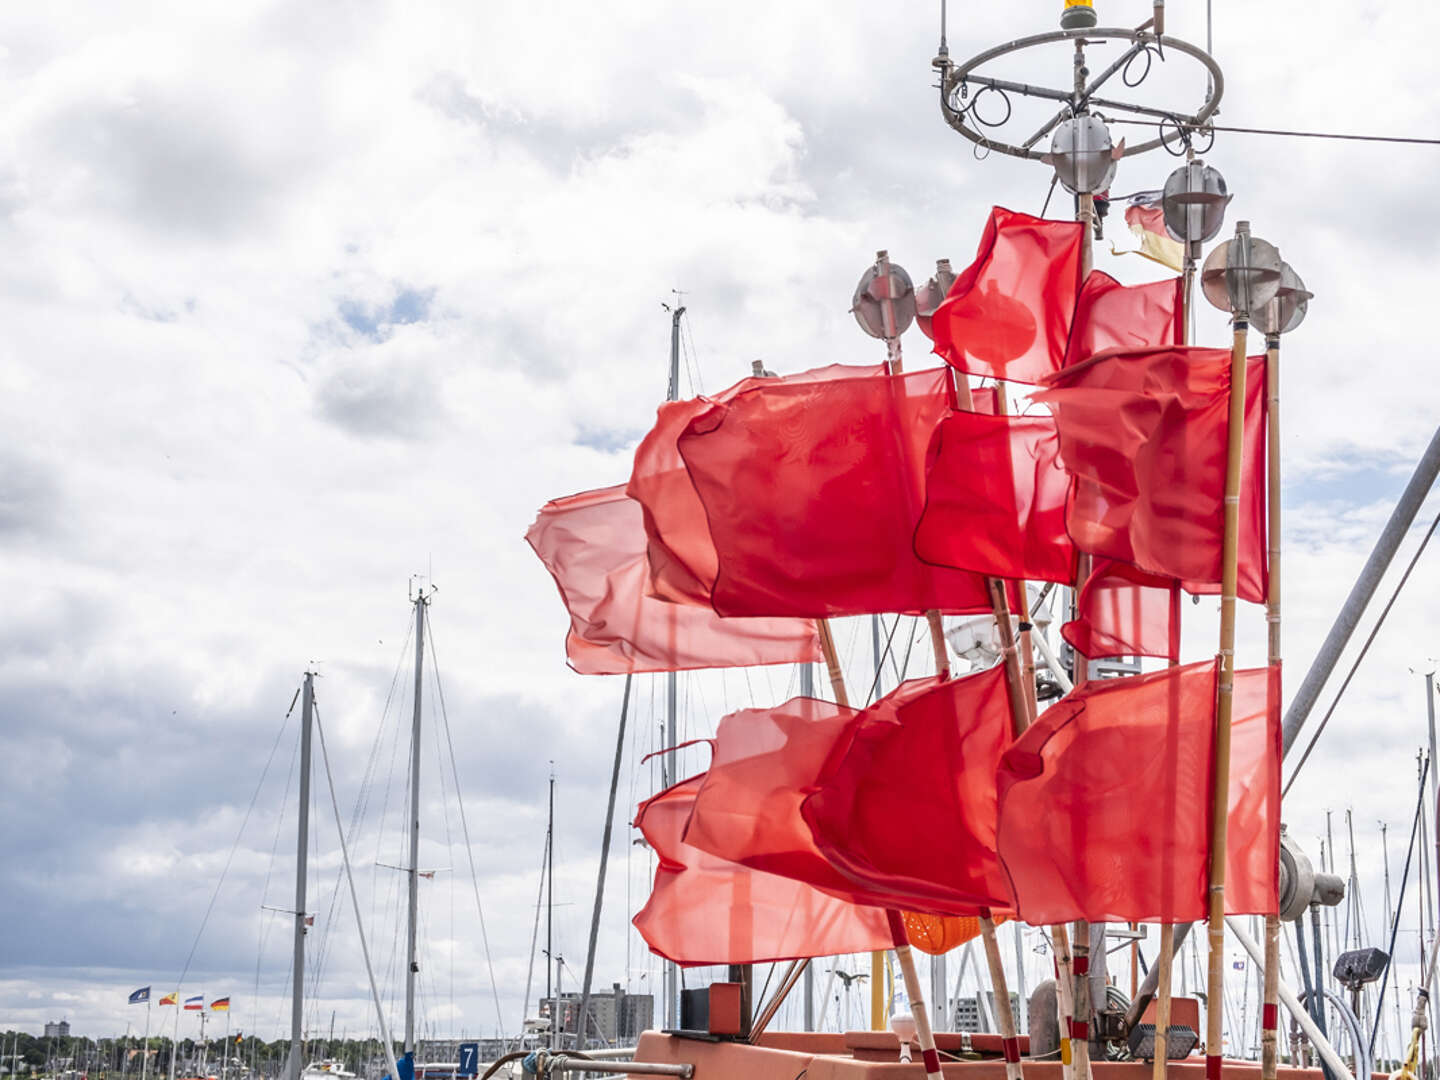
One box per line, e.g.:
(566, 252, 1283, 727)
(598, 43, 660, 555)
(994, 661, 1281, 925)
(525, 484, 821, 675)
(1061, 558, 1180, 661)
(675, 367, 1015, 618)
(626, 363, 885, 605)
(930, 207, 1085, 384)
(632, 774, 893, 965)
(1063, 271, 1184, 367)
(1034, 347, 1267, 602)
(915, 410, 1075, 585)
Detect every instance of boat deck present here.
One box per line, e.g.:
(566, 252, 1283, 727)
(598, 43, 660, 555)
(630, 1031, 1337, 1079)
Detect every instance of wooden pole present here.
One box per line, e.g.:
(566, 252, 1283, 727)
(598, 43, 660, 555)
(815, 622, 946, 1079)
(1205, 297, 1252, 1080)
(1261, 328, 1283, 1080)
(1052, 925, 1077, 1080)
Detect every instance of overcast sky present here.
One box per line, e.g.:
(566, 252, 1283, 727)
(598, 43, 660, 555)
(3, 0, 1440, 1057)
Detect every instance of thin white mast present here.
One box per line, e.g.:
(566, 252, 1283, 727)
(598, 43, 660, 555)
(288, 673, 315, 1080)
(405, 590, 429, 1059)
(662, 299, 684, 1031)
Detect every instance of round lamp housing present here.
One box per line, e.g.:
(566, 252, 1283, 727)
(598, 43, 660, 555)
(1200, 221, 1283, 318)
(1048, 115, 1119, 196)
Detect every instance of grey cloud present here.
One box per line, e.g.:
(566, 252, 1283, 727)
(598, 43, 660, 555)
(0, 450, 61, 542)
(315, 359, 442, 441)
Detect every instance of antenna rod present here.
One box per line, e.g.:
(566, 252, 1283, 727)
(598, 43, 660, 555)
(405, 593, 427, 1057)
(288, 674, 314, 1080)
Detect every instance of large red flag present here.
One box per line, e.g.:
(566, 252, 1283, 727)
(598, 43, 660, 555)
(1062, 559, 1180, 661)
(915, 410, 1075, 585)
(632, 774, 894, 965)
(675, 367, 1014, 619)
(995, 661, 1280, 925)
(526, 484, 821, 675)
(930, 207, 1084, 385)
(1063, 272, 1183, 367)
(1034, 347, 1267, 602)
(685, 671, 1015, 916)
(626, 363, 884, 606)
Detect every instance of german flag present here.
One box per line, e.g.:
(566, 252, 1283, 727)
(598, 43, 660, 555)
(210, 998, 230, 1012)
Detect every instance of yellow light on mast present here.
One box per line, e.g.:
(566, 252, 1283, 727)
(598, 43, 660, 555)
(1061, 0, 1098, 29)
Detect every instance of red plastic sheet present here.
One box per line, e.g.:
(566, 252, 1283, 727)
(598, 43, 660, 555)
(525, 484, 820, 675)
(676, 367, 1012, 619)
(626, 363, 884, 605)
(930, 207, 1085, 384)
(632, 774, 893, 966)
(685, 672, 1016, 917)
(915, 410, 1076, 585)
(1035, 347, 1268, 603)
(995, 661, 1281, 924)
(1063, 272, 1183, 367)
(1062, 559, 1180, 661)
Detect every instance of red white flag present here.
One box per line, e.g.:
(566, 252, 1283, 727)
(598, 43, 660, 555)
(632, 774, 893, 965)
(995, 661, 1281, 924)
(626, 363, 884, 606)
(526, 484, 820, 675)
(915, 410, 1075, 585)
(1034, 347, 1267, 602)
(674, 366, 1011, 619)
(930, 207, 1085, 385)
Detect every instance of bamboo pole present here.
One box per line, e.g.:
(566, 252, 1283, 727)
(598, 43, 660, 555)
(1052, 925, 1077, 1080)
(815, 622, 945, 1079)
(1261, 329, 1282, 1080)
(1205, 295, 1252, 1080)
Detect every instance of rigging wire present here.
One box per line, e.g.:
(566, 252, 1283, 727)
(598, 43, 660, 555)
(170, 691, 296, 999)
(1284, 501, 1440, 793)
(427, 621, 511, 1046)
(1107, 115, 1440, 148)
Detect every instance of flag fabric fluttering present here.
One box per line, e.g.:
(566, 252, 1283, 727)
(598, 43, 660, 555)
(1034, 347, 1267, 602)
(1063, 271, 1183, 367)
(159, 993, 178, 1007)
(1062, 558, 1180, 661)
(685, 669, 1016, 917)
(930, 207, 1085, 384)
(526, 484, 820, 675)
(632, 774, 893, 966)
(184, 996, 204, 1011)
(674, 366, 1015, 619)
(1120, 191, 1185, 272)
(627, 363, 885, 606)
(210, 998, 230, 1012)
(995, 660, 1281, 925)
(128, 987, 151, 1005)
(915, 410, 1075, 585)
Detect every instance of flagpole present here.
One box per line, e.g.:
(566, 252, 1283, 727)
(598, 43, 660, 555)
(1260, 322, 1283, 1080)
(1205, 222, 1258, 1080)
(814, 622, 945, 1080)
(141, 1002, 150, 1080)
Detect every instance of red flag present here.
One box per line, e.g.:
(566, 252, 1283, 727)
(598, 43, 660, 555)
(525, 484, 821, 675)
(1062, 558, 1180, 661)
(995, 661, 1281, 924)
(675, 367, 1010, 619)
(804, 667, 1016, 915)
(930, 207, 1084, 384)
(915, 410, 1075, 585)
(1063, 272, 1183, 367)
(627, 363, 884, 605)
(685, 671, 1015, 916)
(1034, 347, 1267, 602)
(632, 774, 893, 965)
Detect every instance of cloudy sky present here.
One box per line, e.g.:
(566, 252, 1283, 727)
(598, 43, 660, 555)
(3, 0, 1440, 1058)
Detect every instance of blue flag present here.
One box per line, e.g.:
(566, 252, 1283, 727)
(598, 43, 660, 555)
(129, 987, 151, 1005)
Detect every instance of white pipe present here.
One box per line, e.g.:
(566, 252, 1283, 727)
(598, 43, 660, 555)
(1225, 916, 1354, 1080)
(1030, 628, 1074, 693)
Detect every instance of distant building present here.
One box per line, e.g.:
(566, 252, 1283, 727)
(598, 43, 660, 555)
(954, 992, 1018, 1034)
(43, 1021, 70, 1040)
(538, 984, 654, 1048)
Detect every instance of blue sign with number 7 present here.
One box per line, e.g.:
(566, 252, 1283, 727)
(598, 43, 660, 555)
(457, 1043, 479, 1077)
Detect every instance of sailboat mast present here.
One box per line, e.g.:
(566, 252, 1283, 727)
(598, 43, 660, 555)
(405, 592, 427, 1057)
(662, 299, 684, 1031)
(546, 768, 555, 1046)
(289, 673, 315, 1080)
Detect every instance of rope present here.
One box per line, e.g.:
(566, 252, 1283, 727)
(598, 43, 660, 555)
(1108, 116, 1440, 147)
(1284, 502, 1440, 793)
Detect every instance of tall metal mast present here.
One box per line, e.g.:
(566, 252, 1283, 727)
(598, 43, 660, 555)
(545, 767, 555, 1046)
(288, 673, 315, 1080)
(404, 590, 429, 1058)
(662, 298, 684, 1030)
